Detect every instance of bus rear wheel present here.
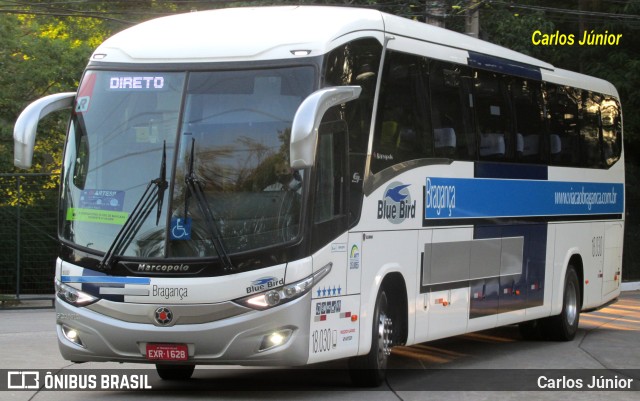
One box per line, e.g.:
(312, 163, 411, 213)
(348, 288, 393, 387)
(155, 364, 195, 381)
(543, 266, 581, 341)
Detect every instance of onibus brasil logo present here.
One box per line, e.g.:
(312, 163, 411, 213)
(377, 182, 416, 224)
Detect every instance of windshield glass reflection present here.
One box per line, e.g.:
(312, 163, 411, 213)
(169, 67, 314, 257)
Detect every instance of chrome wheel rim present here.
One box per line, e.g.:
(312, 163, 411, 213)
(377, 312, 393, 367)
(565, 280, 578, 326)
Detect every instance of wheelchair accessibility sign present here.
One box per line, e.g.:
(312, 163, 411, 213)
(170, 217, 192, 240)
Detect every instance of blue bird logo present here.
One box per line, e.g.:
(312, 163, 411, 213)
(252, 277, 276, 286)
(385, 184, 411, 202)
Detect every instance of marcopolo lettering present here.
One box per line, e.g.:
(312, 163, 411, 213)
(138, 263, 190, 273)
(109, 76, 164, 90)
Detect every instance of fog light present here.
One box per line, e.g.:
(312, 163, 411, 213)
(62, 325, 85, 348)
(269, 332, 284, 345)
(259, 329, 293, 352)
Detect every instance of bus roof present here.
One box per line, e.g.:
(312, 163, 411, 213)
(93, 6, 385, 63)
(91, 6, 617, 97)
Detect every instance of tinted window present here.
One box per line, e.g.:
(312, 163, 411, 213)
(311, 117, 348, 251)
(474, 70, 512, 161)
(324, 38, 382, 225)
(371, 50, 432, 173)
(511, 78, 545, 163)
(430, 61, 476, 160)
(581, 91, 603, 168)
(547, 84, 581, 166)
(601, 97, 622, 167)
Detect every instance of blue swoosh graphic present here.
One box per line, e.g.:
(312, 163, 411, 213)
(253, 277, 275, 286)
(61, 276, 151, 285)
(385, 184, 411, 202)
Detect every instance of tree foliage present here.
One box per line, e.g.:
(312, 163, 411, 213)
(1, 0, 638, 177)
(0, 0, 638, 277)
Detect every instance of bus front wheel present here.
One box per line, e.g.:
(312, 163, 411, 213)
(348, 288, 393, 387)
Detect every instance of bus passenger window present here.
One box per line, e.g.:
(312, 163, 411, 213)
(371, 50, 432, 173)
(434, 127, 456, 158)
(511, 78, 545, 163)
(601, 97, 622, 167)
(547, 85, 580, 166)
(429, 62, 475, 160)
(474, 70, 512, 160)
(581, 91, 603, 168)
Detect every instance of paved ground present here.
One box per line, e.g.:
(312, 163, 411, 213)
(1, 291, 639, 400)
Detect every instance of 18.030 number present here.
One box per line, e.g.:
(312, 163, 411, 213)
(312, 329, 332, 353)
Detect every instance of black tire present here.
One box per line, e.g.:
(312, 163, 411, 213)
(155, 364, 195, 381)
(542, 266, 581, 341)
(348, 289, 393, 387)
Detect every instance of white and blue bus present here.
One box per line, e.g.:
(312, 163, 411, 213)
(14, 6, 624, 386)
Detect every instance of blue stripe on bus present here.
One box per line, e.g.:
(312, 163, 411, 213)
(468, 51, 542, 81)
(61, 276, 150, 285)
(424, 177, 624, 220)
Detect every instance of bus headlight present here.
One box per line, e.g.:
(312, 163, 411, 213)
(235, 263, 332, 310)
(55, 279, 98, 307)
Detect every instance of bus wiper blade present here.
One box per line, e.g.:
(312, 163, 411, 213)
(99, 141, 168, 270)
(156, 141, 168, 225)
(184, 138, 234, 270)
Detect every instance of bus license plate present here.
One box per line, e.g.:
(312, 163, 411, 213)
(146, 344, 188, 361)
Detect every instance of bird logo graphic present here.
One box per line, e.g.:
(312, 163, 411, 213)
(385, 184, 411, 202)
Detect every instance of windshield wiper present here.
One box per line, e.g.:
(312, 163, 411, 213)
(184, 138, 234, 270)
(99, 141, 168, 270)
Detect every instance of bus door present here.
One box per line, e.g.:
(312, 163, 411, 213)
(308, 116, 361, 363)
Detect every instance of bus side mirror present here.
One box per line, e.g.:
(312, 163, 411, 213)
(14, 92, 76, 169)
(290, 86, 361, 168)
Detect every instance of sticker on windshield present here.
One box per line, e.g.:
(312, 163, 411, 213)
(79, 189, 125, 212)
(170, 217, 192, 240)
(66, 208, 128, 225)
(75, 96, 91, 113)
(75, 72, 97, 114)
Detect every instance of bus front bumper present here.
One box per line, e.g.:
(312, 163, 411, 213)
(55, 293, 311, 366)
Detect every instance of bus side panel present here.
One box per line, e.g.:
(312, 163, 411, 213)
(308, 233, 361, 364)
(424, 228, 471, 341)
(552, 222, 607, 313)
(603, 222, 623, 298)
(523, 224, 556, 321)
(413, 229, 432, 344)
(587, 222, 605, 307)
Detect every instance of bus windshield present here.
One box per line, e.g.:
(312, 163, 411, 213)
(60, 66, 315, 260)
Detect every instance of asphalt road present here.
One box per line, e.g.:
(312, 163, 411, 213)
(1, 291, 639, 400)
